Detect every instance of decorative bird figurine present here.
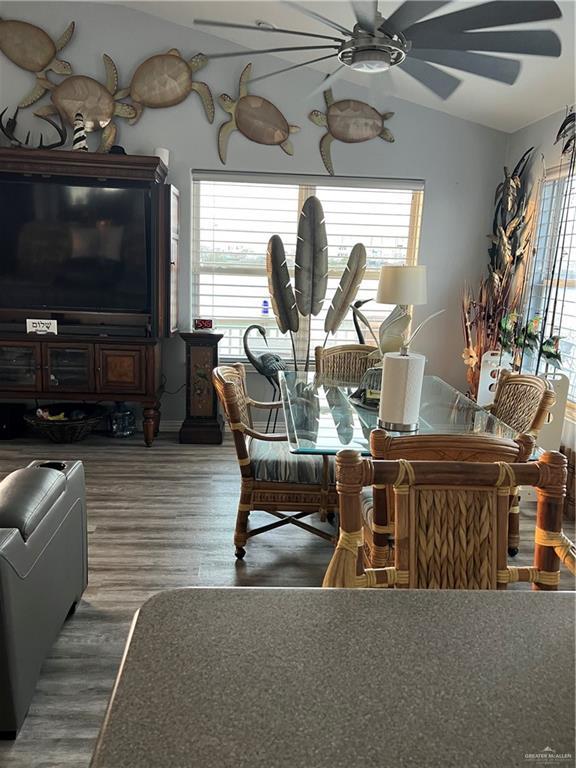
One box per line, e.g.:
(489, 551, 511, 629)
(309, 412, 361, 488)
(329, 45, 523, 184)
(243, 324, 287, 432)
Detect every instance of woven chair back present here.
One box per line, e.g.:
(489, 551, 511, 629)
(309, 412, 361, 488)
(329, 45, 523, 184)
(491, 371, 555, 435)
(315, 344, 377, 385)
(323, 450, 570, 591)
(369, 429, 533, 531)
(400, 483, 506, 589)
(213, 364, 253, 432)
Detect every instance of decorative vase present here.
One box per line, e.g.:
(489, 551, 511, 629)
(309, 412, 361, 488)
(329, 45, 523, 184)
(378, 351, 426, 432)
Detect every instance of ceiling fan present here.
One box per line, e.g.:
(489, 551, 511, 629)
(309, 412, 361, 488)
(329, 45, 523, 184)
(195, 1, 563, 99)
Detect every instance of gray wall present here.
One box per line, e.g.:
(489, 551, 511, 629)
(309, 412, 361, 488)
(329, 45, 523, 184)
(0, 1, 508, 422)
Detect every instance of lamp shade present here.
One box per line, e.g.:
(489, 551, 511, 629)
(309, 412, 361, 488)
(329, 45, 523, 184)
(376, 265, 427, 305)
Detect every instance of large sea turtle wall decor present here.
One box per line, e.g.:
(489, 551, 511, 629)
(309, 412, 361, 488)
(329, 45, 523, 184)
(217, 63, 299, 165)
(0, 17, 75, 109)
(308, 89, 395, 175)
(34, 54, 136, 152)
(116, 49, 214, 125)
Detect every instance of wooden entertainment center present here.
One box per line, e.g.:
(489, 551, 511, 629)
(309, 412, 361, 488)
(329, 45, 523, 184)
(0, 148, 178, 446)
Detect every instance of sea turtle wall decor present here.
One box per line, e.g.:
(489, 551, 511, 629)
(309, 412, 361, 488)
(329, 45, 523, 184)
(308, 89, 395, 176)
(218, 63, 299, 165)
(34, 54, 136, 153)
(116, 49, 214, 125)
(0, 18, 75, 108)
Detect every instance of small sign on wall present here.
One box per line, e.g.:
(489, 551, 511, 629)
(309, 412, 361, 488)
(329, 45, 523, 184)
(26, 319, 58, 335)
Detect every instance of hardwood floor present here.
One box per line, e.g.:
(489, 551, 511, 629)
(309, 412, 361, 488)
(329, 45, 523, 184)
(0, 433, 573, 768)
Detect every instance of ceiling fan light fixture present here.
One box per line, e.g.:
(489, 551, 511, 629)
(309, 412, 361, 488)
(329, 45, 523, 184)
(349, 48, 391, 72)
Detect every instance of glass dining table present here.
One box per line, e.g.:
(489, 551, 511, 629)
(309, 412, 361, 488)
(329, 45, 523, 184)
(278, 371, 522, 455)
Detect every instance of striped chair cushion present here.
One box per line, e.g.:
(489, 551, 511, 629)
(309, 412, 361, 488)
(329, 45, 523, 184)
(248, 439, 335, 485)
(361, 487, 374, 526)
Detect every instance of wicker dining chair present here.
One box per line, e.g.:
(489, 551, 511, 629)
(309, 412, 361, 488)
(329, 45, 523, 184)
(314, 344, 378, 385)
(213, 363, 337, 559)
(323, 449, 574, 590)
(488, 370, 556, 437)
(365, 429, 535, 566)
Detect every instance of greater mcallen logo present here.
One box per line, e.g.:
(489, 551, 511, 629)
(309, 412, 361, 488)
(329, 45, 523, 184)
(524, 746, 573, 762)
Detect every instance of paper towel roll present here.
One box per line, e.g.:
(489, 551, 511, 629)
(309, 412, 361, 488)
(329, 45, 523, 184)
(378, 352, 426, 431)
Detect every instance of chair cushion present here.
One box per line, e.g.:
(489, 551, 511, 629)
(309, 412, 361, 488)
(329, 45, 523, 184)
(0, 467, 66, 540)
(249, 439, 335, 485)
(361, 487, 374, 526)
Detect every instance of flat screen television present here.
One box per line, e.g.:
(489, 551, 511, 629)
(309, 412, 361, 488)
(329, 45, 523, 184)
(0, 177, 152, 314)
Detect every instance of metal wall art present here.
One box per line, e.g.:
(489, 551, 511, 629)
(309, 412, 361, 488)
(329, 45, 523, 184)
(309, 88, 394, 175)
(0, 17, 75, 108)
(116, 50, 214, 125)
(218, 63, 299, 164)
(34, 55, 136, 152)
(267, 195, 366, 371)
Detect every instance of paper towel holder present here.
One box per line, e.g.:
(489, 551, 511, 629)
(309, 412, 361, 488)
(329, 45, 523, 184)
(377, 309, 445, 432)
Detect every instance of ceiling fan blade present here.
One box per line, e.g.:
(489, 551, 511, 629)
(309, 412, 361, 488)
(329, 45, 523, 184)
(207, 45, 339, 61)
(411, 49, 520, 84)
(381, 2, 452, 34)
(194, 19, 343, 43)
(399, 57, 461, 99)
(408, 29, 562, 56)
(351, 1, 379, 33)
(405, 1, 561, 34)
(307, 65, 346, 99)
(283, 1, 353, 36)
(249, 54, 339, 85)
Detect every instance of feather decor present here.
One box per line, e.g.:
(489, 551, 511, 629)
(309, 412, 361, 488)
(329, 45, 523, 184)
(324, 243, 366, 336)
(266, 235, 299, 334)
(461, 146, 538, 397)
(294, 196, 328, 317)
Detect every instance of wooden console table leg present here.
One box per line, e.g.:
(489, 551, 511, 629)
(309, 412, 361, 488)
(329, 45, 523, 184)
(143, 408, 157, 447)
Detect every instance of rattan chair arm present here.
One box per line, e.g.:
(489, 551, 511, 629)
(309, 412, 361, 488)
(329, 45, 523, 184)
(244, 427, 288, 442)
(247, 399, 283, 410)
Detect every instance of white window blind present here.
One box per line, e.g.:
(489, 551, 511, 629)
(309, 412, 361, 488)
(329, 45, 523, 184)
(192, 173, 424, 361)
(526, 170, 576, 402)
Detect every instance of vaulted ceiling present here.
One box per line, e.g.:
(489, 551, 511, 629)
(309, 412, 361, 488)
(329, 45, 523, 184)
(125, 1, 575, 132)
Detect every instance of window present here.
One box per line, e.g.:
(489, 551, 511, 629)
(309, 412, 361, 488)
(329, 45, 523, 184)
(525, 169, 576, 402)
(192, 173, 424, 361)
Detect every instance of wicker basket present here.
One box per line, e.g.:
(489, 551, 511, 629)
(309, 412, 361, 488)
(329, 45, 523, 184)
(24, 404, 105, 443)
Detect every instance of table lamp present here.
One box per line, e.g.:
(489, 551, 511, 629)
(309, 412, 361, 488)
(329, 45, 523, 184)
(376, 265, 428, 432)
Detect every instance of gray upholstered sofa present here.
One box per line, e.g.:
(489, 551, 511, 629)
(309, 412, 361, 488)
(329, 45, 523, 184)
(0, 460, 87, 738)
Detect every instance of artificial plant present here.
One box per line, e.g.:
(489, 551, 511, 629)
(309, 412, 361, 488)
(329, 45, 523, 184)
(266, 195, 366, 370)
(461, 147, 537, 398)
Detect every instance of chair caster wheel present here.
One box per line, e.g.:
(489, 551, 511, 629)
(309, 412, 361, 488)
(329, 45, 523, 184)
(327, 512, 336, 524)
(235, 546, 246, 560)
(508, 547, 519, 558)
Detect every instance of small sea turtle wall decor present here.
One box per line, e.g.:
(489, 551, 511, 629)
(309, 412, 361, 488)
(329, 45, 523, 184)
(116, 49, 214, 125)
(34, 54, 136, 152)
(0, 18, 75, 109)
(309, 89, 395, 175)
(218, 63, 299, 165)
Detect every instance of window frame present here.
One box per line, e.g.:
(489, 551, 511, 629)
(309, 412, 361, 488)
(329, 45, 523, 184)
(190, 170, 425, 363)
(525, 162, 576, 415)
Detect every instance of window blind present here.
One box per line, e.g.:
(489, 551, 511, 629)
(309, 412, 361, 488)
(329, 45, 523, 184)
(191, 173, 424, 361)
(526, 171, 576, 402)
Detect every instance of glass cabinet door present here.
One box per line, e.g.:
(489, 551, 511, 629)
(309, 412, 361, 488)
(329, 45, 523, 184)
(0, 343, 41, 390)
(44, 345, 94, 392)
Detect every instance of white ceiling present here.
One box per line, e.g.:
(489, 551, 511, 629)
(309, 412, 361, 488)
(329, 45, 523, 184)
(124, 1, 575, 132)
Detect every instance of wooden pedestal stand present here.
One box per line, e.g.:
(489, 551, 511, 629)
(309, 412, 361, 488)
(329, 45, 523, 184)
(179, 333, 224, 444)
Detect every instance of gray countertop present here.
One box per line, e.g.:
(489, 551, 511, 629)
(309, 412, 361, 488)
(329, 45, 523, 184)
(91, 587, 575, 768)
